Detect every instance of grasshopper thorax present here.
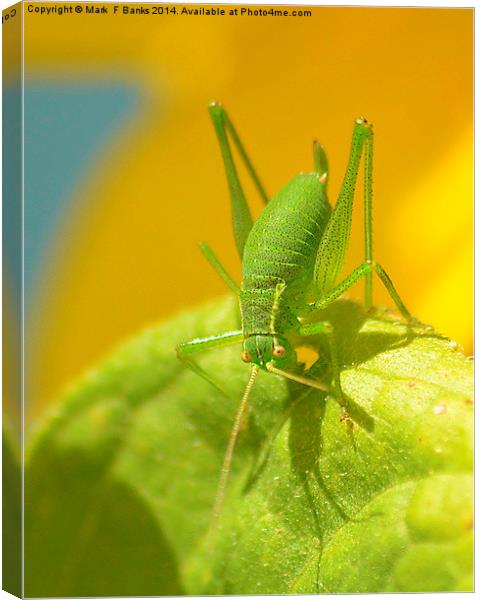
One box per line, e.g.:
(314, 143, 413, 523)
(242, 334, 295, 371)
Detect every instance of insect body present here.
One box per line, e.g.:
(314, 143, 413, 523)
(176, 103, 413, 525)
(240, 172, 331, 371)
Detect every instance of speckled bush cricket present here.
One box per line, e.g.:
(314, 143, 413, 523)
(176, 102, 413, 524)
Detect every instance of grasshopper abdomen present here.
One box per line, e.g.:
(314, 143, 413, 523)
(241, 173, 331, 339)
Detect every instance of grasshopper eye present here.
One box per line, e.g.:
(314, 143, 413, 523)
(241, 351, 251, 363)
(273, 345, 286, 358)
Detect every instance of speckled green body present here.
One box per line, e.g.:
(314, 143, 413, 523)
(240, 173, 331, 338)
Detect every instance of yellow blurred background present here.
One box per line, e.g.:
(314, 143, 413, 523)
(21, 4, 472, 423)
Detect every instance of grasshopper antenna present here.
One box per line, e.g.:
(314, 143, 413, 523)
(208, 364, 259, 547)
(266, 362, 329, 392)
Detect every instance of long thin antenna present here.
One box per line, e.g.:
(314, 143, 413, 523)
(208, 365, 259, 543)
(266, 362, 330, 392)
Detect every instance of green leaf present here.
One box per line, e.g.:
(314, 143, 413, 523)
(25, 297, 473, 596)
(3, 423, 22, 597)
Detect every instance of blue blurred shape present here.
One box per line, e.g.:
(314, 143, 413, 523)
(3, 85, 22, 306)
(24, 83, 138, 303)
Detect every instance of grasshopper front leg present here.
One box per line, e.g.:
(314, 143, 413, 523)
(176, 331, 244, 397)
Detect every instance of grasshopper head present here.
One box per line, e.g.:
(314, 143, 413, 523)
(242, 335, 296, 370)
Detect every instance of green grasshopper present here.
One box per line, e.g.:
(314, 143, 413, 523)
(177, 102, 413, 523)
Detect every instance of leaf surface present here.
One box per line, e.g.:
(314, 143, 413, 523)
(25, 297, 473, 595)
(3, 424, 22, 597)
